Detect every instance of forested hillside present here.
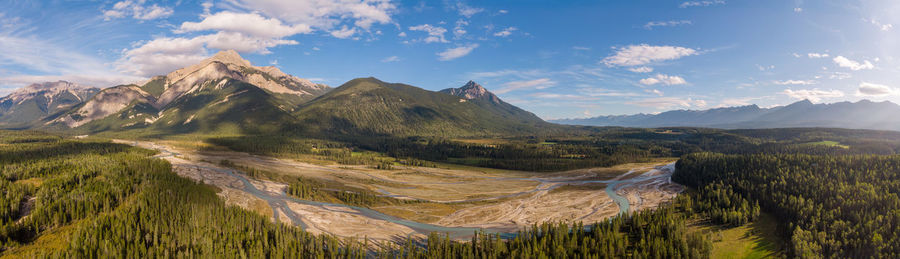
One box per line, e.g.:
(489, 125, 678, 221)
(675, 153, 900, 258)
(0, 131, 366, 257)
(0, 130, 715, 258)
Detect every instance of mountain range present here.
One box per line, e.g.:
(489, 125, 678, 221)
(0, 81, 99, 128)
(3, 50, 900, 136)
(551, 99, 900, 131)
(0, 50, 550, 137)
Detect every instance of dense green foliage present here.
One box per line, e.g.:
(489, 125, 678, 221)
(381, 206, 710, 258)
(207, 127, 900, 172)
(0, 132, 367, 257)
(675, 153, 900, 258)
(291, 78, 555, 137)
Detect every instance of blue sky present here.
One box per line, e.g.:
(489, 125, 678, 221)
(1, 0, 899, 119)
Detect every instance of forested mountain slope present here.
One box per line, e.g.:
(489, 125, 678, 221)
(292, 77, 553, 137)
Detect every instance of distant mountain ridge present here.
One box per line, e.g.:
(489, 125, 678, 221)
(552, 99, 900, 131)
(0, 81, 99, 127)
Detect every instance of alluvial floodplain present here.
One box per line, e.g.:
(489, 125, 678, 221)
(121, 140, 683, 241)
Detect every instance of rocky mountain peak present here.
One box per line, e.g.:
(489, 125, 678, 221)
(440, 80, 497, 103)
(19, 80, 86, 93)
(208, 49, 252, 67)
(4, 81, 97, 104)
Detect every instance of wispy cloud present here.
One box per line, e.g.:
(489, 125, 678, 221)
(381, 56, 400, 62)
(628, 66, 653, 73)
(782, 88, 844, 102)
(679, 0, 726, 8)
(454, 2, 484, 18)
(807, 53, 830, 58)
(437, 44, 478, 61)
(103, 0, 174, 21)
(866, 18, 893, 31)
(493, 27, 517, 37)
(329, 26, 357, 39)
(0, 34, 142, 88)
(495, 78, 556, 94)
(643, 20, 692, 30)
(856, 82, 897, 97)
(602, 44, 698, 67)
(833, 56, 875, 70)
(774, 79, 816, 85)
(639, 74, 687, 86)
(409, 24, 448, 43)
(628, 97, 707, 109)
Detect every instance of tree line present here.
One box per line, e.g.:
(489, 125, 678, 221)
(674, 152, 900, 258)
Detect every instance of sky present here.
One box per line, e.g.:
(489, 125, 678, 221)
(1, 0, 899, 119)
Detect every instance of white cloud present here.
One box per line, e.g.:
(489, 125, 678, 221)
(830, 72, 851, 80)
(867, 19, 893, 31)
(225, 0, 396, 30)
(498, 10, 508, 14)
(781, 88, 844, 102)
(495, 78, 556, 94)
(643, 20, 692, 30)
(602, 44, 698, 67)
(329, 26, 357, 39)
(453, 20, 468, 38)
(455, 2, 484, 18)
(116, 1, 398, 77)
(757, 64, 775, 71)
(409, 24, 448, 43)
(856, 82, 896, 97)
(639, 74, 687, 86)
(572, 46, 591, 51)
(115, 37, 210, 77)
(381, 56, 400, 62)
(774, 79, 816, 85)
(794, 7, 803, 13)
(202, 1, 213, 14)
(628, 66, 653, 73)
(718, 97, 759, 107)
(679, 0, 725, 8)
(493, 27, 517, 37)
(807, 53, 829, 58)
(0, 35, 142, 88)
(437, 44, 478, 61)
(833, 56, 875, 70)
(103, 0, 174, 21)
(398, 31, 407, 37)
(628, 97, 707, 109)
(177, 11, 311, 38)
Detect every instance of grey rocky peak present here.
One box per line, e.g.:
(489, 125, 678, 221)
(0, 81, 100, 125)
(52, 49, 331, 128)
(6, 81, 95, 103)
(440, 80, 501, 104)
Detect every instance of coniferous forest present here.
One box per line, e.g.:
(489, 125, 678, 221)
(0, 130, 713, 258)
(674, 153, 900, 258)
(3, 128, 900, 258)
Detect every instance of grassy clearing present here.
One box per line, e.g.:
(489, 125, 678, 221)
(801, 140, 849, 149)
(689, 213, 784, 259)
(0, 220, 84, 258)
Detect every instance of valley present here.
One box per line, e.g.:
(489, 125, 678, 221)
(122, 139, 683, 241)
